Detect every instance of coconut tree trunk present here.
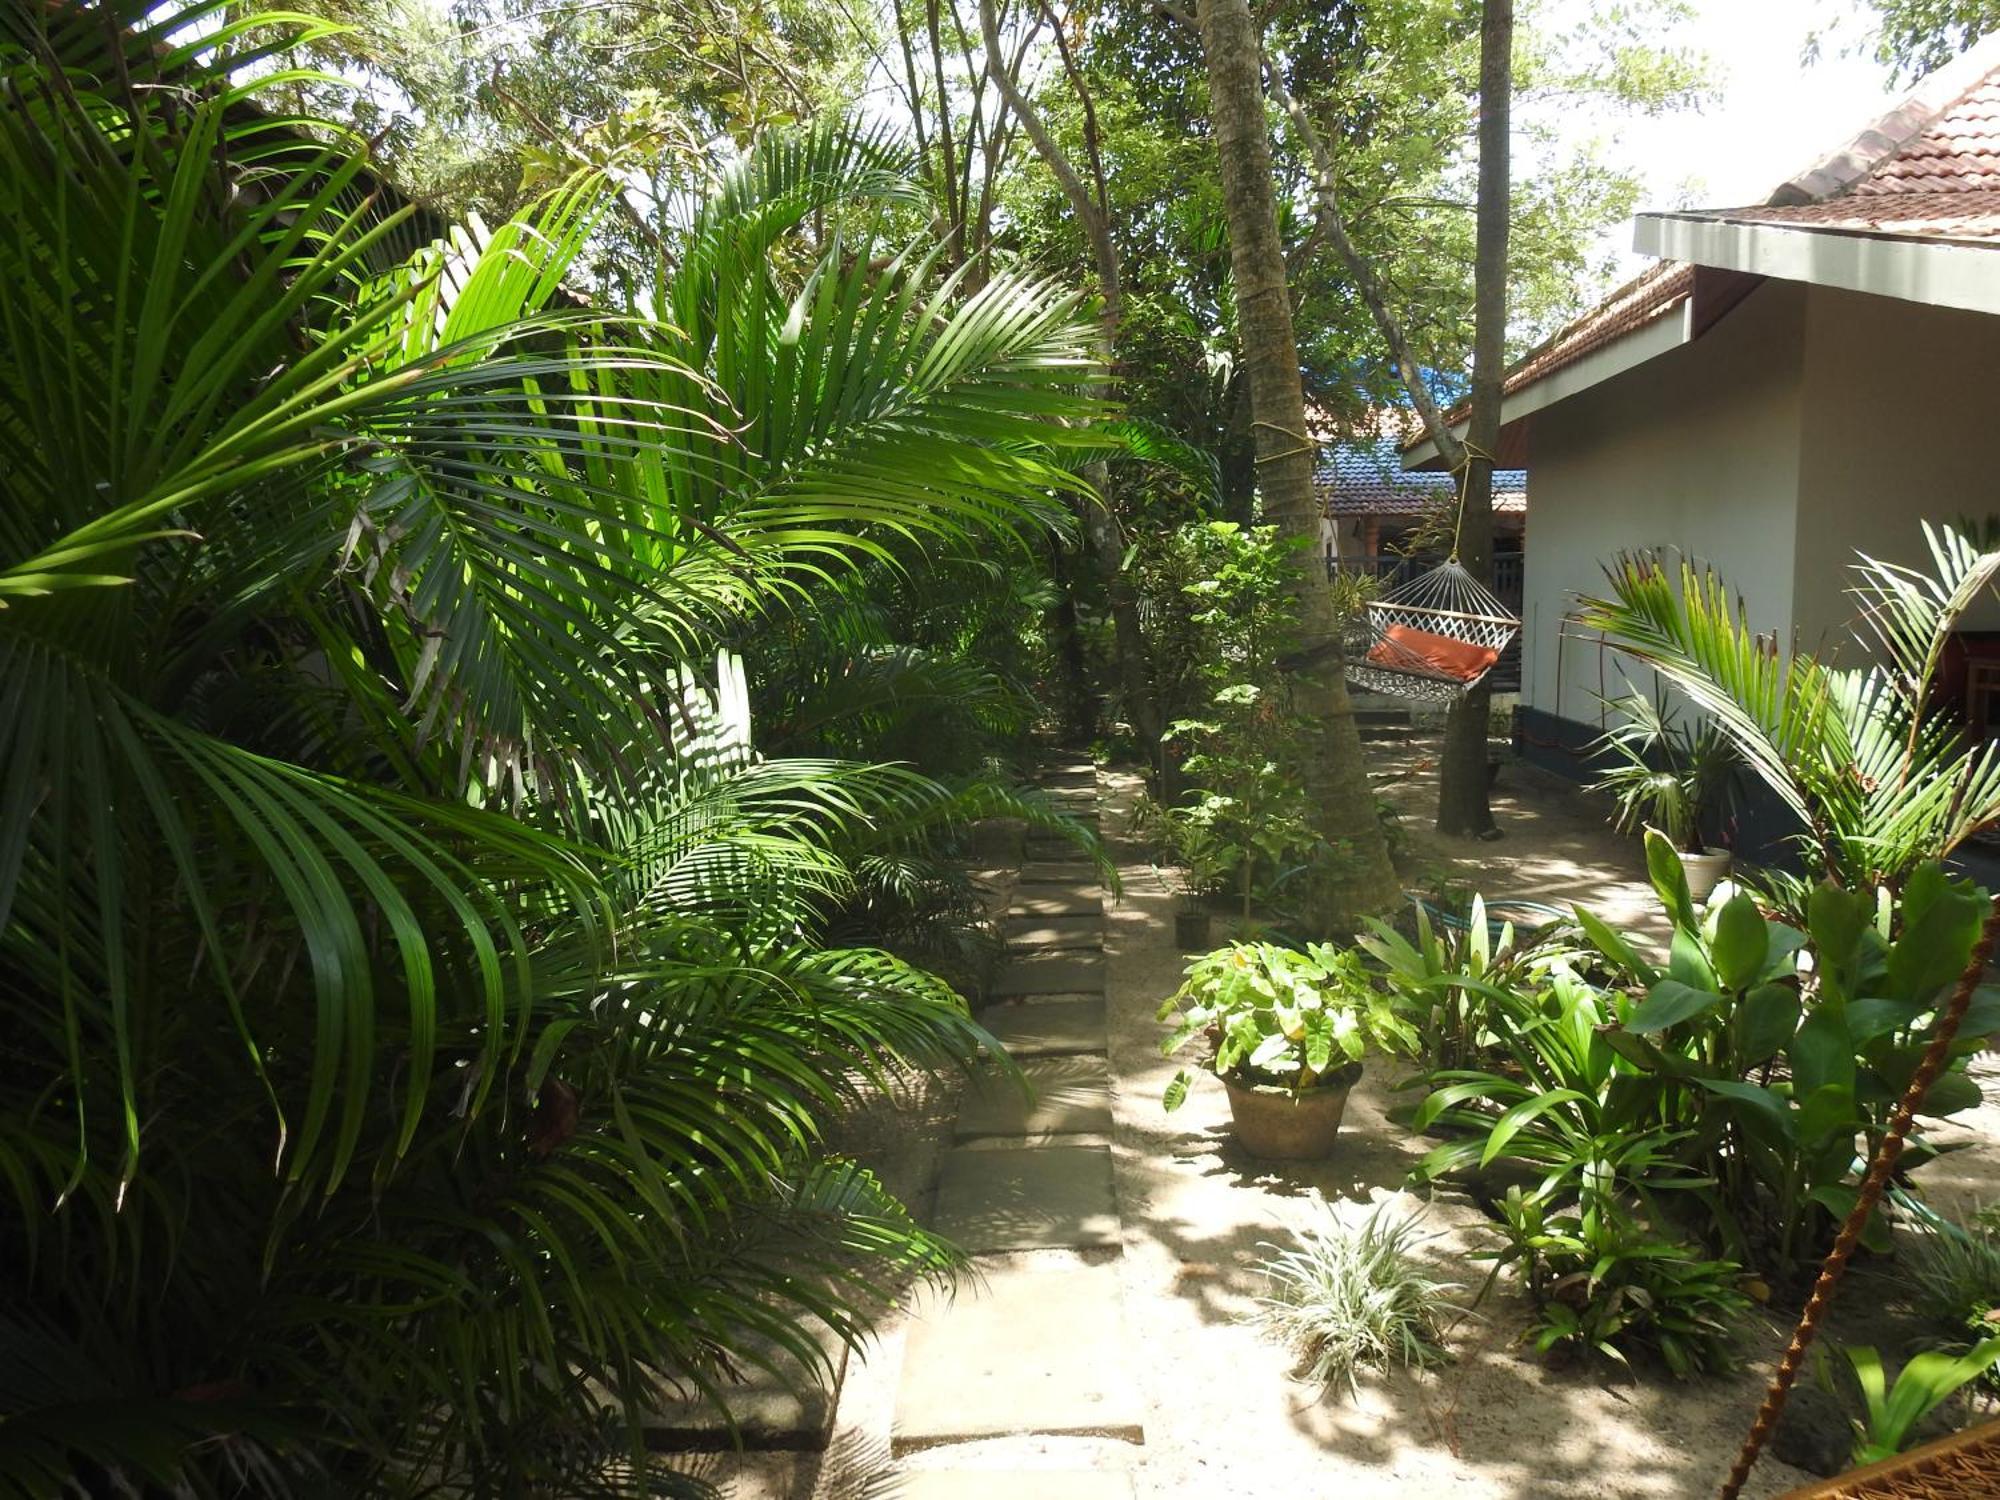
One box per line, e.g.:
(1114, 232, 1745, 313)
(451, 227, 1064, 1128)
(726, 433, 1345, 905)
(1195, 0, 1396, 926)
(1435, 0, 1513, 839)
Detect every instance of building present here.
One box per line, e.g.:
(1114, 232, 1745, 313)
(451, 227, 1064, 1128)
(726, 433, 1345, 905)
(1402, 36, 2000, 794)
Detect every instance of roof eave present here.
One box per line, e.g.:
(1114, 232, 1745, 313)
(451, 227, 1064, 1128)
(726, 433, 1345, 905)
(1401, 302, 1693, 471)
(1635, 212, 2000, 316)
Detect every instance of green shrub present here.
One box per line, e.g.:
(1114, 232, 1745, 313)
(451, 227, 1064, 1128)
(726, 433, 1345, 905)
(1395, 836, 1995, 1287)
(1483, 1184, 1748, 1378)
(1837, 1340, 2000, 1464)
(1159, 941, 1416, 1110)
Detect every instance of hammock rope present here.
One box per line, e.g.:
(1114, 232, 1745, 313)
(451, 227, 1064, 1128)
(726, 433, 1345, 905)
(1340, 446, 1520, 702)
(1716, 896, 2000, 1500)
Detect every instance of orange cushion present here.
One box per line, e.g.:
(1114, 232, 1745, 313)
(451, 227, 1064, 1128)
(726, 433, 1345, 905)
(1367, 622, 1499, 682)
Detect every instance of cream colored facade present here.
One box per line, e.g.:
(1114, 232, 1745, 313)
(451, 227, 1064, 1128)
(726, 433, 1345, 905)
(1519, 279, 2000, 730)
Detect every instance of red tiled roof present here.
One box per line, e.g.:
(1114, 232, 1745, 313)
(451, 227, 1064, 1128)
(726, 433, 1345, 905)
(1414, 261, 1693, 436)
(1494, 261, 1693, 403)
(1405, 42, 2000, 453)
(1850, 75, 2000, 196)
(1703, 187, 2000, 242)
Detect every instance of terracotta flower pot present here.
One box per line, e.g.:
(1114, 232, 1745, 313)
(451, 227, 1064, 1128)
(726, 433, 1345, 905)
(1221, 1062, 1362, 1160)
(1679, 846, 1733, 903)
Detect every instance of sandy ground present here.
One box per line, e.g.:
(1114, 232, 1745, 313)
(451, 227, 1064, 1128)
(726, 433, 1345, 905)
(712, 741, 2000, 1500)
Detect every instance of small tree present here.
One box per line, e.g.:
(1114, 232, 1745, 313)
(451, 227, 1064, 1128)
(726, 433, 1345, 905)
(1574, 524, 2000, 898)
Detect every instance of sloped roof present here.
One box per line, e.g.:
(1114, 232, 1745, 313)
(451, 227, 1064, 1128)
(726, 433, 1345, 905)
(1684, 55, 2000, 241)
(1317, 440, 1524, 517)
(1405, 36, 2000, 461)
(1490, 261, 1694, 406)
(1850, 75, 2000, 196)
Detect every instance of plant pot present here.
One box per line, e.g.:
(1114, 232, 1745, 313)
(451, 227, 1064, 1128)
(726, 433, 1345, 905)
(1678, 846, 1733, 903)
(1221, 1063, 1362, 1160)
(1173, 908, 1211, 951)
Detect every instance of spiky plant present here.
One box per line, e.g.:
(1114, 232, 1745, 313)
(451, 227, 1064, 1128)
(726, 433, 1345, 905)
(1573, 526, 2000, 897)
(1257, 1195, 1465, 1397)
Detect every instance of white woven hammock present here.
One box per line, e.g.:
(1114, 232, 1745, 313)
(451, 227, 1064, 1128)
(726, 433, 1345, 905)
(1345, 559, 1520, 702)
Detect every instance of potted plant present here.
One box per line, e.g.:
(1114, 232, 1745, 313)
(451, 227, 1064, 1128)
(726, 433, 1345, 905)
(1160, 810, 1229, 950)
(1590, 690, 1739, 901)
(1158, 942, 1415, 1159)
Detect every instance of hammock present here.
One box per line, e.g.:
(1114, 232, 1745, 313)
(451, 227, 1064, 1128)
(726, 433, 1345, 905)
(1346, 558, 1520, 702)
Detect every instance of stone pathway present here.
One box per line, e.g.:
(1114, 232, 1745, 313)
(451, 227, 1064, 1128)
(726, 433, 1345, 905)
(687, 755, 1139, 1498)
(878, 754, 1141, 1496)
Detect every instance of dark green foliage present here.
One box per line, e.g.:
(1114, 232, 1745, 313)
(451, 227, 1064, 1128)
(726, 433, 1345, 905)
(1372, 835, 1995, 1372)
(0, 6, 1107, 1491)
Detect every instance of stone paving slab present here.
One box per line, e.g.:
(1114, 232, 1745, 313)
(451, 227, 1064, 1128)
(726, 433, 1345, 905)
(954, 1053, 1111, 1137)
(991, 953, 1104, 997)
(930, 1142, 1118, 1251)
(1017, 860, 1101, 885)
(892, 1472, 1135, 1499)
(1025, 837, 1094, 862)
(1009, 886, 1103, 918)
(975, 996, 1107, 1056)
(637, 1327, 846, 1452)
(894, 1260, 1145, 1449)
(1002, 915, 1103, 950)
(1032, 768, 1096, 792)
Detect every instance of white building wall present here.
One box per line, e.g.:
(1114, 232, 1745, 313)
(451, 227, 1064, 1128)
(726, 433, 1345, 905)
(1793, 285, 2000, 647)
(1518, 280, 1809, 726)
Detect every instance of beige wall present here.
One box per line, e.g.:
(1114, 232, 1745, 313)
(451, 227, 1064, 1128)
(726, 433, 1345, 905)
(1519, 280, 1808, 723)
(1793, 286, 2000, 647)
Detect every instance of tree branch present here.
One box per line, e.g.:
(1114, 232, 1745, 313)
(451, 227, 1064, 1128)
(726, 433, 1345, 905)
(486, 69, 668, 257)
(1263, 52, 1466, 473)
(976, 0, 1121, 338)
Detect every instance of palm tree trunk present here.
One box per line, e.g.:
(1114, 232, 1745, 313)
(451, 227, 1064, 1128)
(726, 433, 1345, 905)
(1195, 0, 1396, 926)
(1435, 0, 1513, 839)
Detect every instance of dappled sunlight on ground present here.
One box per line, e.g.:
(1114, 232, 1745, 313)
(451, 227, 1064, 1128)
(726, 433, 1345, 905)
(708, 752, 2000, 1499)
(1368, 729, 1667, 945)
(1094, 772, 1806, 1497)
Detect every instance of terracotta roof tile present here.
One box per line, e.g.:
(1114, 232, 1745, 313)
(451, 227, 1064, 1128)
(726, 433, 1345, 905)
(1401, 43, 2000, 456)
(1495, 261, 1693, 401)
(1702, 187, 2000, 241)
(1317, 440, 1525, 516)
(1851, 77, 2000, 196)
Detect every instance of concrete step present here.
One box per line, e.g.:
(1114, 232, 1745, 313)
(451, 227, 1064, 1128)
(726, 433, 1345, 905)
(991, 952, 1104, 998)
(954, 1053, 1112, 1138)
(976, 996, 1106, 1056)
(893, 1259, 1145, 1452)
(892, 1472, 1135, 1499)
(931, 1141, 1119, 1252)
(635, 1324, 846, 1453)
(1016, 860, 1102, 886)
(1002, 914, 1103, 951)
(1009, 887, 1103, 919)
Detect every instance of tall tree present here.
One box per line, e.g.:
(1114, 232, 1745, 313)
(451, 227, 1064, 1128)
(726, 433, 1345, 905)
(1433, 0, 1513, 839)
(1853, 0, 1999, 81)
(1193, 0, 1397, 924)
(978, 0, 1166, 758)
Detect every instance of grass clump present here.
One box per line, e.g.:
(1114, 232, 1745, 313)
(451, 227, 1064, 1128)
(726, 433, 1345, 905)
(1257, 1194, 1464, 1396)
